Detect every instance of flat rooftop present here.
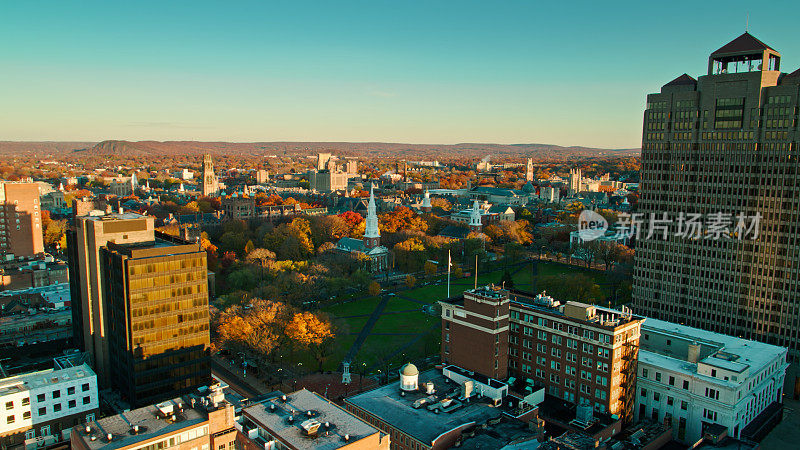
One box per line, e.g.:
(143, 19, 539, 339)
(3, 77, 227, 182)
(75, 395, 220, 450)
(244, 388, 382, 450)
(345, 370, 504, 446)
(639, 317, 787, 384)
(0, 363, 94, 397)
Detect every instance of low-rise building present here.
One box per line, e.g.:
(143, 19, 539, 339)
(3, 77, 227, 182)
(0, 362, 98, 449)
(635, 318, 787, 444)
(239, 388, 389, 450)
(70, 384, 236, 450)
(344, 366, 541, 450)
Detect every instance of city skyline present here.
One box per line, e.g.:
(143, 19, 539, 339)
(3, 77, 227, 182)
(3, 1, 800, 148)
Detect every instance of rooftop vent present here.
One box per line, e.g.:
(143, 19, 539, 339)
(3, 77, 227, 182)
(300, 419, 321, 436)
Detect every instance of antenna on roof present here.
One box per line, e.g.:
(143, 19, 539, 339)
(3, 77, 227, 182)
(745, 13, 749, 32)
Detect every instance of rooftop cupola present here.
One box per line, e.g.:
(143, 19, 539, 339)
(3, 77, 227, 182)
(708, 32, 780, 75)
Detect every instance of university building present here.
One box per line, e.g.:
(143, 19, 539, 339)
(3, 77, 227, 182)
(439, 287, 644, 421)
(631, 32, 800, 386)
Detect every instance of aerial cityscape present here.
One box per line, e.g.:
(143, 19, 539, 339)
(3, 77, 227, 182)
(1, 2, 800, 450)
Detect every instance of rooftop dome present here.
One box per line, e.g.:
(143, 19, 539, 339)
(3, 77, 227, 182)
(522, 181, 535, 193)
(400, 363, 418, 376)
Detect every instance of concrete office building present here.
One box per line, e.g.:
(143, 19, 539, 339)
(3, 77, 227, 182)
(67, 210, 210, 406)
(0, 363, 98, 449)
(440, 287, 644, 421)
(635, 318, 787, 444)
(631, 32, 800, 390)
(0, 182, 44, 257)
(70, 384, 236, 450)
(67, 211, 158, 385)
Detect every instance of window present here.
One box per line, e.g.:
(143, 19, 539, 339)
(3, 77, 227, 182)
(52, 390, 60, 399)
(23, 411, 31, 420)
(82, 383, 90, 392)
(67, 386, 75, 395)
(69, 400, 76, 408)
(653, 392, 660, 402)
(642, 368, 648, 378)
(680, 401, 688, 410)
(37, 394, 45, 402)
(655, 372, 662, 382)
(22, 398, 29, 406)
(5, 401, 12, 410)
(53, 404, 61, 413)
(38, 407, 46, 416)
(83, 396, 91, 405)
(667, 396, 674, 406)
(7, 415, 14, 424)
(683, 380, 689, 390)
(640, 388, 647, 397)
(668, 376, 675, 386)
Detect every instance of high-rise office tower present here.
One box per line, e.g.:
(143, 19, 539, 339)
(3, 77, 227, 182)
(0, 181, 44, 256)
(67, 210, 210, 406)
(632, 33, 800, 375)
(101, 233, 210, 407)
(201, 154, 219, 196)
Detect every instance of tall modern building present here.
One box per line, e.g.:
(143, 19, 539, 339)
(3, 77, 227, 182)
(67, 210, 211, 406)
(632, 33, 800, 386)
(0, 181, 44, 257)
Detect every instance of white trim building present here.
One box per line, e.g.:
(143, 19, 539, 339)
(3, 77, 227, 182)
(635, 318, 787, 444)
(0, 363, 99, 448)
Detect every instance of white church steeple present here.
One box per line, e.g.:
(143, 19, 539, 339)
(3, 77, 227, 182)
(469, 199, 483, 232)
(422, 189, 432, 212)
(364, 183, 381, 249)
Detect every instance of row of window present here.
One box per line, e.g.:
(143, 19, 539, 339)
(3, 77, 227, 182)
(5, 396, 91, 424)
(4, 383, 91, 410)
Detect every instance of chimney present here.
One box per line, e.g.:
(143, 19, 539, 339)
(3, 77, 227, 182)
(687, 342, 700, 364)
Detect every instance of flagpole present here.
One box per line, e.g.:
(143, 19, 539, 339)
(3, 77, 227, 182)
(447, 249, 451, 298)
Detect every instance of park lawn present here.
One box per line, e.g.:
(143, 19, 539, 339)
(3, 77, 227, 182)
(332, 315, 370, 335)
(400, 261, 612, 304)
(383, 296, 424, 312)
(373, 310, 438, 334)
(323, 296, 381, 317)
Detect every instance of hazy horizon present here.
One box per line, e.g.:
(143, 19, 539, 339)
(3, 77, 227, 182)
(2, 0, 798, 148)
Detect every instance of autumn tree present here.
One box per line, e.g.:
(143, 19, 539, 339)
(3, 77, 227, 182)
(405, 275, 417, 288)
(215, 299, 287, 365)
(380, 206, 428, 234)
(368, 281, 381, 296)
(286, 311, 336, 371)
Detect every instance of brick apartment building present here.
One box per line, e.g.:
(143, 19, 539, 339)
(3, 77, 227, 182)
(440, 286, 644, 421)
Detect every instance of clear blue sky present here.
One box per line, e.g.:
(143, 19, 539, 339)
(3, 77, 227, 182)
(2, 0, 798, 148)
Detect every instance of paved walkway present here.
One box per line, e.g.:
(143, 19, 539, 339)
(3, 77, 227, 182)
(342, 294, 390, 362)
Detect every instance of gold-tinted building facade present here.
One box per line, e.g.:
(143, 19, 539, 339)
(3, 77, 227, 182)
(102, 233, 211, 407)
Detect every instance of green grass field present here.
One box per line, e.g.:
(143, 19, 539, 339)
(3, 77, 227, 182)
(319, 260, 609, 372)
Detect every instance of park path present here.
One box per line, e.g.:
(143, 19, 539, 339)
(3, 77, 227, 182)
(343, 294, 390, 362)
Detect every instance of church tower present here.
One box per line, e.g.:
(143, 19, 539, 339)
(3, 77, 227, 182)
(363, 183, 381, 249)
(202, 154, 219, 197)
(526, 158, 533, 182)
(469, 199, 483, 233)
(421, 189, 432, 212)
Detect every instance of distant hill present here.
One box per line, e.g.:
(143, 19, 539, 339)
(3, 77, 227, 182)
(0, 140, 639, 161)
